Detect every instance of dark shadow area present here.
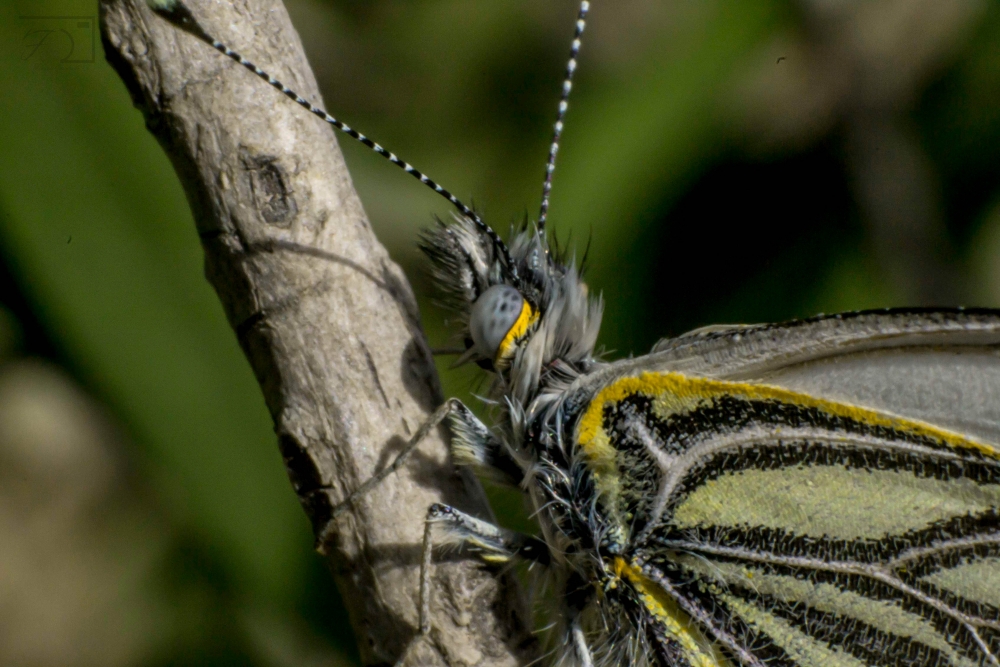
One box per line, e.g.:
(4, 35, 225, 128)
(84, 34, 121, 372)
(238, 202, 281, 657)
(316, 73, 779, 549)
(612, 141, 858, 355)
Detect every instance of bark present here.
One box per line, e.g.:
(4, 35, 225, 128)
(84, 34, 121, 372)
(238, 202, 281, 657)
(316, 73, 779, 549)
(98, 1, 535, 665)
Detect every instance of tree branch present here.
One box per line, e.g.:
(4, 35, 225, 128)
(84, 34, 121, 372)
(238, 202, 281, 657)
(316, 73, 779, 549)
(98, 1, 535, 664)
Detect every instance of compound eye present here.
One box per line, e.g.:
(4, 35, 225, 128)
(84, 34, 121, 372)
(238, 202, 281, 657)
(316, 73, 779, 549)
(469, 285, 527, 360)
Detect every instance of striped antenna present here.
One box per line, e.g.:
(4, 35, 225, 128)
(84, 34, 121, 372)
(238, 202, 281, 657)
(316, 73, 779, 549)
(146, 0, 517, 279)
(537, 0, 590, 238)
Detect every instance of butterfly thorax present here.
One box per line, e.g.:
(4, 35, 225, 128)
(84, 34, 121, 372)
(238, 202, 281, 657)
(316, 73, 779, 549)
(421, 217, 617, 538)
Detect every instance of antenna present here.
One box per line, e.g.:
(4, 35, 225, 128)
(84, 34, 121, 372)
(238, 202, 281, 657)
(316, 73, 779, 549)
(145, 0, 517, 279)
(537, 0, 590, 238)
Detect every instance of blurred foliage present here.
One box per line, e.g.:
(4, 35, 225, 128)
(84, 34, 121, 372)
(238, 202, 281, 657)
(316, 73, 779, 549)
(1, 0, 999, 664)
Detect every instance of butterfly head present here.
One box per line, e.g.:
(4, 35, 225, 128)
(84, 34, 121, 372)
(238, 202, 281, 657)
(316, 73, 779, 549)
(421, 215, 602, 399)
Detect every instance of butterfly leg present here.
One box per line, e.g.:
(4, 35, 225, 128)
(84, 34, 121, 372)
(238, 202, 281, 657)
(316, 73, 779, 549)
(570, 617, 595, 667)
(315, 398, 537, 662)
(419, 503, 550, 633)
(313, 397, 463, 551)
(388, 503, 546, 666)
(561, 570, 596, 666)
(448, 400, 526, 485)
(324, 396, 523, 523)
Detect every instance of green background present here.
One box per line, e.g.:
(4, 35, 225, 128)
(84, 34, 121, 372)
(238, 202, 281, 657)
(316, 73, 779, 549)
(1, 0, 999, 665)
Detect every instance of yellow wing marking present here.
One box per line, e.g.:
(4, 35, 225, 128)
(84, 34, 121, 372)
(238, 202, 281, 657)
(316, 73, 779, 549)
(576, 371, 1000, 481)
(495, 300, 538, 367)
(614, 558, 730, 667)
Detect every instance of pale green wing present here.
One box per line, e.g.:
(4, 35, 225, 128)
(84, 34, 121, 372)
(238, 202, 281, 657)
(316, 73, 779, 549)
(571, 310, 1000, 666)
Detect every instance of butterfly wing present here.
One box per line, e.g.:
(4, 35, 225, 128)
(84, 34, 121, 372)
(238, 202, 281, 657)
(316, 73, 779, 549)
(575, 310, 1000, 667)
(648, 309, 1000, 443)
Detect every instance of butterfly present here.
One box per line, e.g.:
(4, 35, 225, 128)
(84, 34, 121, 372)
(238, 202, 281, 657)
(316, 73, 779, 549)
(145, 0, 1000, 664)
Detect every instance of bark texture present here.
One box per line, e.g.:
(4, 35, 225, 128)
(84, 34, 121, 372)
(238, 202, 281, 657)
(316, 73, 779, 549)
(98, 1, 535, 665)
